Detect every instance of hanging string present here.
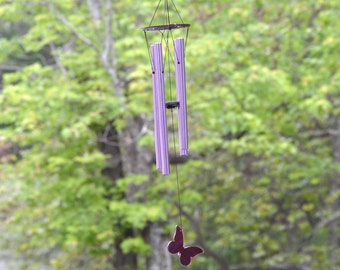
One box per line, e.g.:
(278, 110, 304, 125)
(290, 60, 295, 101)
(170, 0, 185, 24)
(170, 109, 183, 228)
(165, 0, 171, 26)
(185, 27, 190, 48)
(164, 26, 184, 228)
(149, 0, 187, 28)
(143, 31, 152, 67)
(149, 0, 162, 27)
(145, 0, 188, 229)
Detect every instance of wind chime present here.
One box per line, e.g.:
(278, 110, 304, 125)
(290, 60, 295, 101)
(142, 0, 203, 267)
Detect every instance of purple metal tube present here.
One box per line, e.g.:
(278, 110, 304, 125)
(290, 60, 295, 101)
(174, 38, 188, 156)
(151, 44, 161, 170)
(151, 42, 170, 175)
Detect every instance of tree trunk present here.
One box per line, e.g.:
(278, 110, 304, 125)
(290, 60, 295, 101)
(329, 114, 340, 269)
(86, 0, 101, 23)
(112, 229, 138, 270)
(119, 116, 172, 270)
(145, 222, 172, 270)
(84, 1, 172, 268)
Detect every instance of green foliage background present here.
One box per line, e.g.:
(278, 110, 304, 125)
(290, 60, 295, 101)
(0, 0, 340, 269)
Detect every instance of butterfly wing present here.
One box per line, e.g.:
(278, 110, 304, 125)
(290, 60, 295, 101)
(180, 246, 204, 266)
(167, 225, 184, 254)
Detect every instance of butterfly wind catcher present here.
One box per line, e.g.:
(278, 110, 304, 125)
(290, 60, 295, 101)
(142, 0, 203, 267)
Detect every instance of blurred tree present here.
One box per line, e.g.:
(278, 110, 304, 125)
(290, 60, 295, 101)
(0, 0, 168, 269)
(0, 0, 340, 270)
(180, 0, 340, 269)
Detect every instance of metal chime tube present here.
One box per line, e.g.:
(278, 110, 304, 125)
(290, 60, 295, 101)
(151, 42, 170, 175)
(174, 38, 188, 156)
(151, 45, 161, 170)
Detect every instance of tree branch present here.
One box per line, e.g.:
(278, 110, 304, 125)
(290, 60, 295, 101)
(99, 0, 123, 98)
(45, 2, 100, 53)
(230, 264, 309, 270)
(329, 129, 340, 136)
(181, 209, 230, 270)
(0, 64, 22, 71)
(307, 5, 324, 28)
(86, 0, 103, 23)
(49, 43, 67, 75)
(313, 210, 340, 237)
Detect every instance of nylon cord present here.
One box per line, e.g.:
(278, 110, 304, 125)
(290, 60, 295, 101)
(170, 0, 185, 24)
(143, 31, 153, 67)
(147, 0, 185, 229)
(166, 42, 183, 228)
(164, 23, 183, 228)
(170, 108, 183, 228)
(149, 0, 162, 27)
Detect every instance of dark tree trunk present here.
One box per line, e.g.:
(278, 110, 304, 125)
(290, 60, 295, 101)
(145, 222, 172, 270)
(119, 116, 172, 270)
(97, 122, 138, 270)
(329, 114, 340, 269)
(99, 121, 123, 182)
(112, 229, 138, 270)
(84, 1, 172, 268)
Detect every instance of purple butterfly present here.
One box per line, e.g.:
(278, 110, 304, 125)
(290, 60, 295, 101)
(167, 225, 204, 266)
